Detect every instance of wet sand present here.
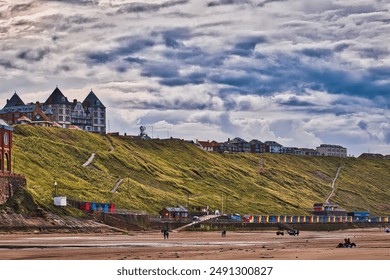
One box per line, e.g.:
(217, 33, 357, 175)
(0, 228, 389, 260)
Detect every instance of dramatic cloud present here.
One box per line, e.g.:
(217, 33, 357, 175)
(0, 0, 390, 156)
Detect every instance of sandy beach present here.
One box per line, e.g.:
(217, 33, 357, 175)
(0, 228, 389, 260)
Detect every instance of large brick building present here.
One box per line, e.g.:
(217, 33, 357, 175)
(0, 87, 106, 134)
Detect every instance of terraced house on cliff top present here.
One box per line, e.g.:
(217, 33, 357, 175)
(0, 87, 106, 134)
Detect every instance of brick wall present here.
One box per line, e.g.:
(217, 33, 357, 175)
(0, 174, 26, 205)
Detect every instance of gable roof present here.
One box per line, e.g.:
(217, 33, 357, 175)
(44, 87, 71, 105)
(0, 119, 13, 131)
(197, 140, 220, 148)
(4, 92, 25, 108)
(163, 206, 188, 212)
(82, 90, 105, 108)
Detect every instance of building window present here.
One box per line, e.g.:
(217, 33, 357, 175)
(59, 116, 63, 121)
(59, 109, 63, 114)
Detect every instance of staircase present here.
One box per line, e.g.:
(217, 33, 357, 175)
(174, 214, 220, 232)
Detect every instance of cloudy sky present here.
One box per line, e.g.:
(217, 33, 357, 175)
(1, 0, 390, 156)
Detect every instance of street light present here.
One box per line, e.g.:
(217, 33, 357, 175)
(54, 180, 58, 196)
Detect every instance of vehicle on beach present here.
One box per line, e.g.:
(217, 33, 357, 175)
(276, 230, 284, 235)
(385, 228, 390, 233)
(287, 229, 299, 236)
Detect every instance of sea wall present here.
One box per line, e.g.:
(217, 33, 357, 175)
(93, 212, 150, 231)
(0, 174, 26, 205)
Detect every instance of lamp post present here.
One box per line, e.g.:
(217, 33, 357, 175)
(54, 180, 58, 196)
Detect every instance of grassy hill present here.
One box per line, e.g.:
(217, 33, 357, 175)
(10, 125, 390, 216)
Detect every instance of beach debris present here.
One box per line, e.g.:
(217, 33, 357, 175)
(336, 238, 356, 248)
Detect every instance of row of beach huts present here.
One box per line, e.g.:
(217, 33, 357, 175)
(235, 214, 389, 223)
(63, 201, 389, 224)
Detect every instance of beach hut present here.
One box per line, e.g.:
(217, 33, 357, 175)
(109, 203, 115, 213)
(90, 202, 97, 211)
(80, 202, 91, 211)
(243, 214, 252, 223)
(253, 215, 260, 223)
(160, 206, 189, 221)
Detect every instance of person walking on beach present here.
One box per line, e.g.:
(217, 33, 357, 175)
(162, 227, 170, 239)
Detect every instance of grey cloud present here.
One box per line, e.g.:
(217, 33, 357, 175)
(123, 96, 209, 111)
(208, 0, 251, 7)
(357, 47, 389, 60)
(358, 120, 368, 130)
(159, 72, 207, 87)
(87, 38, 155, 64)
(157, 27, 191, 49)
(123, 57, 146, 65)
(257, 0, 287, 7)
(384, 128, 390, 144)
(41, 0, 94, 5)
(10, 3, 34, 11)
(333, 43, 350, 52)
(278, 96, 316, 107)
(232, 36, 268, 56)
(0, 59, 17, 69)
(301, 48, 332, 58)
(17, 47, 50, 62)
(39, 14, 98, 33)
(115, 0, 189, 14)
(141, 62, 179, 79)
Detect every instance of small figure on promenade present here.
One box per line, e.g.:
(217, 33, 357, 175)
(221, 229, 226, 237)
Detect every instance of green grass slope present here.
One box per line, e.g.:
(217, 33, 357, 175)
(11, 125, 390, 216)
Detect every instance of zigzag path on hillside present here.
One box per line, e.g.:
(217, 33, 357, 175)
(82, 153, 96, 167)
(104, 136, 115, 152)
(82, 136, 114, 167)
(82, 138, 123, 193)
(325, 164, 343, 203)
(111, 178, 124, 193)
